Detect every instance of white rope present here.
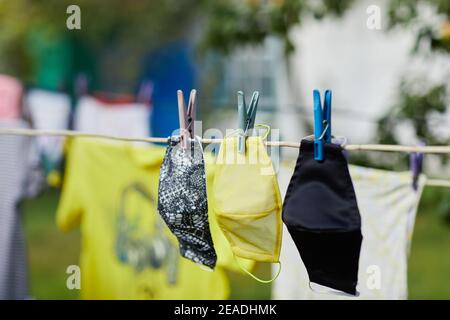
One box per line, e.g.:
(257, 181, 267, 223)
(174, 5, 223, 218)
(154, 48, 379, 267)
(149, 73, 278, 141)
(1, 127, 450, 154)
(0, 127, 168, 143)
(1, 127, 450, 187)
(426, 179, 450, 188)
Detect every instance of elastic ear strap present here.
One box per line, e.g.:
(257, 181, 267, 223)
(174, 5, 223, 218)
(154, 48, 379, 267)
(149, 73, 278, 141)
(193, 136, 204, 153)
(197, 263, 214, 272)
(254, 124, 271, 140)
(234, 255, 282, 284)
(301, 134, 347, 147)
(223, 129, 241, 138)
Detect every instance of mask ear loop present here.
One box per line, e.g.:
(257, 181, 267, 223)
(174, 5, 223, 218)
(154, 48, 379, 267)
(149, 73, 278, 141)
(302, 134, 347, 147)
(197, 263, 214, 272)
(233, 255, 282, 284)
(189, 135, 204, 155)
(224, 124, 271, 139)
(254, 124, 271, 141)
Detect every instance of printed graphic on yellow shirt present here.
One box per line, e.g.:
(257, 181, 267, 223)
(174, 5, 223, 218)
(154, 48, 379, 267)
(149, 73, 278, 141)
(115, 182, 179, 285)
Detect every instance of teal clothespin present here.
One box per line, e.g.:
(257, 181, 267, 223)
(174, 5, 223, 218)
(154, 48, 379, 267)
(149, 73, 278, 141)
(237, 91, 259, 154)
(313, 89, 332, 161)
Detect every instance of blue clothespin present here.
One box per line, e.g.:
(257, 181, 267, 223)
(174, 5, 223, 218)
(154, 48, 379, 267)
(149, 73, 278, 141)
(238, 91, 259, 154)
(313, 89, 332, 161)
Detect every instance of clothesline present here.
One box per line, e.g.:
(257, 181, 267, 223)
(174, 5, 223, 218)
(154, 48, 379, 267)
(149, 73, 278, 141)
(426, 179, 450, 188)
(1, 127, 450, 153)
(1, 127, 450, 154)
(1, 127, 449, 188)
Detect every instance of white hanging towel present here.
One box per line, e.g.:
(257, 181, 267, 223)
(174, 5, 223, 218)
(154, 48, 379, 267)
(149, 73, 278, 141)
(74, 96, 151, 139)
(25, 89, 71, 176)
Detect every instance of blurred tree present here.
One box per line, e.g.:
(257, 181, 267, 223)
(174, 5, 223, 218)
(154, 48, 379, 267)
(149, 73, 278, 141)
(0, 0, 448, 145)
(0, 0, 201, 86)
(377, 0, 450, 148)
(201, 0, 355, 54)
(378, 82, 449, 146)
(0, 0, 356, 77)
(377, 0, 450, 222)
(387, 0, 450, 53)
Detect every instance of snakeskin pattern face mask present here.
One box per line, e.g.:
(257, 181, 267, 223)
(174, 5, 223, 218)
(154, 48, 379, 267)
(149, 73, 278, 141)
(158, 137, 217, 269)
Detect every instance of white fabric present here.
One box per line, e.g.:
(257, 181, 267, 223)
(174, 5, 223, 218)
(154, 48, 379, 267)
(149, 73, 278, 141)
(273, 162, 426, 300)
(74, 96, 150, 138)
(26, 89, 71, 166)
(0, 120, 43, 299)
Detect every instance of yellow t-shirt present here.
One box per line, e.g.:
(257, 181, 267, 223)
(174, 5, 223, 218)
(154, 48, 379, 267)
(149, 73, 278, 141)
(56, 138, 250, 299)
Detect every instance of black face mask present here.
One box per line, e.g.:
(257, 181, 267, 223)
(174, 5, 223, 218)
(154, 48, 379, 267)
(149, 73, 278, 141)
(282, 139, 362, 296)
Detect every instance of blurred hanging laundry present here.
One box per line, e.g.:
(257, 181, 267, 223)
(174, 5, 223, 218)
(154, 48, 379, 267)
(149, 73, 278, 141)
(140, 40, 196, 138)
(25, 28, 73, 92)
(0, 119, 44, 300)
(73, 95, 151, 138)
(25, 89, 71, 187)
(0, 75, 23, 120)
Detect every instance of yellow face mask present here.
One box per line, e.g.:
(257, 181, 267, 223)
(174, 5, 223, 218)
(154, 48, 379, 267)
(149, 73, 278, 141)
(213, 134, 283, 283)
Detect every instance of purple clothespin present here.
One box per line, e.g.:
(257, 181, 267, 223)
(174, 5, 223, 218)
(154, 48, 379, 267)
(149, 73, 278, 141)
(75, 73, 89, 98)
(137, 80, 154, 105)
(410, 142, 425, 191)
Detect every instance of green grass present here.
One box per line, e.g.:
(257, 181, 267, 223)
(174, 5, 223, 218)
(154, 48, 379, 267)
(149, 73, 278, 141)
(22, 189, 450, 299)
(22, 189, 80, 300)
(408, 203, 450, 299)
(229, 263, 271, 299)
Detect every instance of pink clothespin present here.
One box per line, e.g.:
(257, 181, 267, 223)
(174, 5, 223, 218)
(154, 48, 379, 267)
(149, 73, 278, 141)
(177, 89, 196, 150)
(0, 75, 23, 119)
